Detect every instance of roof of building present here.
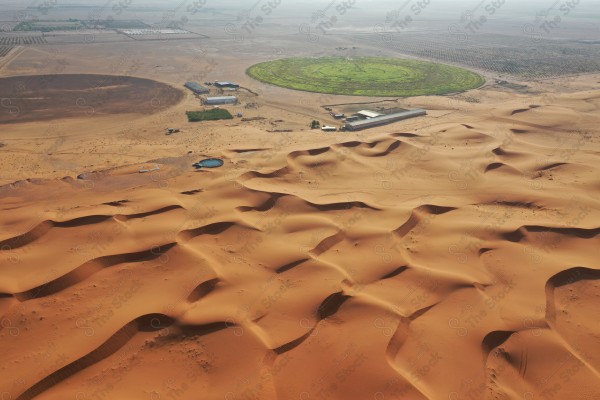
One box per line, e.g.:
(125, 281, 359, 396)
(346, 109, 426, 129)
(205, 96, 237, 100)
(185, 81, 209, 92)
(215, 81, 239, 86)
(356, 110, 382, 118)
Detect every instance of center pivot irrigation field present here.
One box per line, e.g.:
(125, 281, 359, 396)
(247, 57, 485, 97)
(0, 74, 184, 123)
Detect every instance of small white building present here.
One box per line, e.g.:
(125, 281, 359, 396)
(321, 126, 337, 132)
(356, 110, 382, 119)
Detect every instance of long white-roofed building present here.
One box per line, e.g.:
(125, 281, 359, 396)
(203, 96, 238, 105)
(344, 109, 426, 131)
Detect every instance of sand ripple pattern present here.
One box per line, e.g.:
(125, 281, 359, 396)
(1, 99, 600, 399)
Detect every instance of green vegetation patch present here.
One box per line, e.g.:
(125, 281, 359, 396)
(186, 109, 233, 122)
(247, 56, 485, 97)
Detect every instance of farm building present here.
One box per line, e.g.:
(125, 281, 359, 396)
(185, 81, 210, 94)
(344, 109, 426, 131)
(203, 96, 238, 105)
(355, 110, 382, 119)
(214, 81, 240, 89)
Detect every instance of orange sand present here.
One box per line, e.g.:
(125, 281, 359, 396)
(1, 86, 599, 399)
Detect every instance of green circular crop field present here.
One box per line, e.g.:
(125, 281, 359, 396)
(247, 57, 485, 97)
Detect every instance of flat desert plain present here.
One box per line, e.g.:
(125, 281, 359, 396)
(0, 14, 599, 400)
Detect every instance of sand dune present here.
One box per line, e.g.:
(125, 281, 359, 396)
(1, 85, 599, 400)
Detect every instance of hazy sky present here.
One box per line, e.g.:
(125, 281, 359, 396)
(1, 0, 599, 23)
(0, 0, 598, 10)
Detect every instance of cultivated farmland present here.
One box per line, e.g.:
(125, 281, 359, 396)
(0, 74, 184, 123)
(0, 36, 47, 45)
(186, 109, 234, 122)
(247, 57, 485, 97)
(0, 46, 13, 58)
(355, 32, 600, 78)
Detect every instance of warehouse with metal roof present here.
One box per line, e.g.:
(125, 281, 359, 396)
(344, 109, 426, 131)
(203, 96, 238, 105)
(185, 81, 210, 94)
(214, 81, 240, 89)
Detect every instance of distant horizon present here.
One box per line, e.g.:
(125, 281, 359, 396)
(1, 0, 599, 18)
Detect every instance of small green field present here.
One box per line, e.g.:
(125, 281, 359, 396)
(186, 109, 233, 122)
(247, 57, 485, 97)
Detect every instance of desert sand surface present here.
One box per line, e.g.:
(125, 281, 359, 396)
(1, 6, 600, 400)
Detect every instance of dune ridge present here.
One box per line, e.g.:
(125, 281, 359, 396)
(1, 90, 599, 400)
